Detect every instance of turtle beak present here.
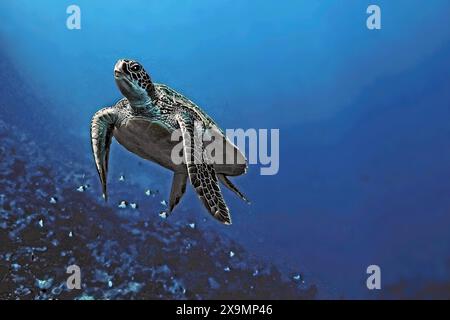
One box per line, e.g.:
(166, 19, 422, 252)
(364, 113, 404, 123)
(114, 60, 126, 79)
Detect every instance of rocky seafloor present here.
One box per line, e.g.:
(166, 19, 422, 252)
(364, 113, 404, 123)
(0, 119, 317, 300)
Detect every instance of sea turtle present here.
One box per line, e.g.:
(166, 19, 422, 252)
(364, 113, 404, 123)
(90, 59, 248, 224)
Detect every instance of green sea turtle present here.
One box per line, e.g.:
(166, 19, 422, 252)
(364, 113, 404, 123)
(90, 59, 248, 224)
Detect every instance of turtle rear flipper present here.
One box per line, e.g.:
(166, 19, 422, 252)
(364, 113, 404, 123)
(176, 114, 232, 225)
(169, 172, 188, 213)
(90, 107, 118, 201)
(217, 174, 250, 204)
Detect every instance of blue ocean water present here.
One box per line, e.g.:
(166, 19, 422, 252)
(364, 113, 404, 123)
(1, 0, 450, 298)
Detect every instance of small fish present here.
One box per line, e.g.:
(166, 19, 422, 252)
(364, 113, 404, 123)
(224, 267, 231, 272)
(293, 274, 302, 281)
(229, 251, 235, 258)
(159, 211, 168, 219)
(69, 231, 73, 237)
(36, 278, 53, 290)
(49, 197, 58, 204)
(188, 223, 196, 229)
(252, 269, 259, 277)
(130, 203, 138, 209)
(119, 175, 125, 182)
(145, 189, 159, 197)
(160, 200, 167, 206)
(118, 201, 127, 209)
(38, 219, 44, 228)
(108, 280, 113, 288)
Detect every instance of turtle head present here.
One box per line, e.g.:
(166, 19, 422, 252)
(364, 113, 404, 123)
(114, 59, 157, 106)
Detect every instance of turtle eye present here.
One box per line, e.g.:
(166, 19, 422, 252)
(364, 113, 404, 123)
(130, 64, 141, 72)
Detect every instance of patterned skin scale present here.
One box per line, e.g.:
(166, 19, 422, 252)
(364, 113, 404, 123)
(90, 59, 248, 224)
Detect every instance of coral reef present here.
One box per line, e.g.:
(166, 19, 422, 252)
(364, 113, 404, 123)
(0, 120, 316, 300)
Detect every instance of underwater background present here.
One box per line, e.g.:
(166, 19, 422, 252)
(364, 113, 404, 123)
(1, 0, 450, 299)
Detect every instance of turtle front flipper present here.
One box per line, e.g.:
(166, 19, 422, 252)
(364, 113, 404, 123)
(176, 114, 232, 225)
(90, 107, 118, 201)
